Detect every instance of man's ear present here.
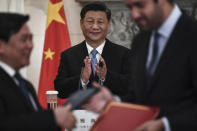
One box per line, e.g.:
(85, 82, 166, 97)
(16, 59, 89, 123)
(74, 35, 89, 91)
(80, 19, 83, 29)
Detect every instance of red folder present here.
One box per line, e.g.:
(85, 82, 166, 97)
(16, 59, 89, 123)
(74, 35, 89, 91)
(91, 102, 160, 131)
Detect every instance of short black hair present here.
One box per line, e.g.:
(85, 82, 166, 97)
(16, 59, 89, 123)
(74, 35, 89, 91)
(0, 13, 29, 42)
(80, 2, 111, 21)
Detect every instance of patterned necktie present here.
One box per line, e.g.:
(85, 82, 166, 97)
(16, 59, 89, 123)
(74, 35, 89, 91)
(14, 73, 30, 101)
(91, 49, 98, 76)
(146, 32, 160, 86)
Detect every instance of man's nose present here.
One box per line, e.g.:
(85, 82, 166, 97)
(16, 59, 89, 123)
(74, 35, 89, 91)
(92, 23, 99, 29)
(26, 39, 33, 49)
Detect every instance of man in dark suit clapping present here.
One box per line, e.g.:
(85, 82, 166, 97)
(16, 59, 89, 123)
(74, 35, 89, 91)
(54, 2, 131, 98)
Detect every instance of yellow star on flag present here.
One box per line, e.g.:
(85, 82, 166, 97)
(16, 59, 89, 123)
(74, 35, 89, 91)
(44, 48, 55, 60)
(46, 0, 65, 28)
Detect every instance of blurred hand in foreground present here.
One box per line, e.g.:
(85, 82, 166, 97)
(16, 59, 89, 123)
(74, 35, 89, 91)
(85, 82, 115, 113)
(54, 104, 76, 130)
(134, 119, 164, 131)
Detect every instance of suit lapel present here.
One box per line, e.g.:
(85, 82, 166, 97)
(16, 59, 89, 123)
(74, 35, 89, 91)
(77, 41, 89, 66)
(136, 33, 151, 98)
(101, 39, 111, 61)
(147, 15, 185, 93)
(0, 67, 35, 111)
(23, 79, 41, 110)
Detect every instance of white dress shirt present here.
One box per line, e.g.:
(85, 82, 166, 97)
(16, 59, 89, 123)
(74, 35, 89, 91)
(86, 40, 105, 61)
(146, 5, 182, 73)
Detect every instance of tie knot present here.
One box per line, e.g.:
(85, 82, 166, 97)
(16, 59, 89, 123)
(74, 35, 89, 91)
(91, 49, 98, 58)
(154, 32, 160, 41)
(14, 73, 22, 81)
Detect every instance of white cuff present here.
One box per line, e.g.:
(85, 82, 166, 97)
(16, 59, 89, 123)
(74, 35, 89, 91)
(81, 79, 89, 89)
(161, 117, 171, 131)
(113, 95, 121, 102)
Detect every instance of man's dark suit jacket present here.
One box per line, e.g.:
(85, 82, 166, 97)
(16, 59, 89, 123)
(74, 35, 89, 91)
(54, 39, 131, 98)
(0, 67, 60, 131)
(125, 14, 197, 130)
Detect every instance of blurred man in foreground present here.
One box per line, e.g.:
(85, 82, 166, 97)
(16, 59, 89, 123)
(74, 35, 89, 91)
(0, 13, 76, 131)
(87, 0, 197, 130)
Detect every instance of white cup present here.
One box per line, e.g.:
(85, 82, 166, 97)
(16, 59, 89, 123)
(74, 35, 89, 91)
(46, 91, 58, 110)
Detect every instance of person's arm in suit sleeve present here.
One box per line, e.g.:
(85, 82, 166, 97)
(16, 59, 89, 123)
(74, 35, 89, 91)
(0, 88, 60, 131)
(0, 100, 76, 131)
(54, 52, 80, 98)
(0, 82, 76, 130)
(165, 31, 197, 131)
(102, 49, 132, 98)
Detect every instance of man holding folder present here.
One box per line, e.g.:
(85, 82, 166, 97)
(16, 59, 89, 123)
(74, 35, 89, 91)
(87, 0, 197, 130)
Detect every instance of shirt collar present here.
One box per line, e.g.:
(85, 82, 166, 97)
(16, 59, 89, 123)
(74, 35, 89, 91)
(157, 4, 182, 38)
(86, 40, 106, 55)
(0, 61, 16, 77)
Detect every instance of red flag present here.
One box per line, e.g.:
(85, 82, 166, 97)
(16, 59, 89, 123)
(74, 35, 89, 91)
(38, 0, 71, 109)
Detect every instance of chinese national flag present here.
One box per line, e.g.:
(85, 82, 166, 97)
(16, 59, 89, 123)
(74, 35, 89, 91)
(38, 0, 71, 109)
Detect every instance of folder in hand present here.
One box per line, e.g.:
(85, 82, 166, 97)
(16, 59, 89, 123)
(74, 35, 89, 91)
(91, 102, 160, 131)
(63, 87, 100, 111)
